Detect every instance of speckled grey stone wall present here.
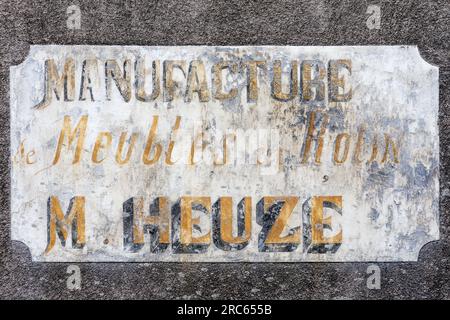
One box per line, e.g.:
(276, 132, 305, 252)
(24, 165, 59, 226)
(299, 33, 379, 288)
(0, 0, 449, 299)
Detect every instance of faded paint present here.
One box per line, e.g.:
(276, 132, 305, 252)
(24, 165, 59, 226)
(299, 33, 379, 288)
(10, 45, 439, 262)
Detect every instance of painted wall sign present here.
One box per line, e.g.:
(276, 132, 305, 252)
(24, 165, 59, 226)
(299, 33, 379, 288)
(10, 45, 439, 262)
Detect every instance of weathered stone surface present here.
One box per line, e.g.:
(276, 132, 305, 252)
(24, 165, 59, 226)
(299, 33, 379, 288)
(10, 45, 439, 262)
(0, 0, 449, 299)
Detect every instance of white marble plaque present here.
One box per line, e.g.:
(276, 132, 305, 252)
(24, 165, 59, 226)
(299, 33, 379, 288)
(10, 45, 439, 262)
